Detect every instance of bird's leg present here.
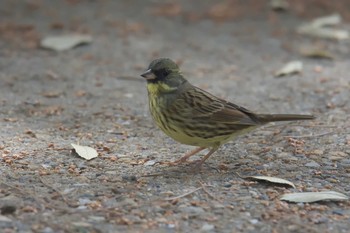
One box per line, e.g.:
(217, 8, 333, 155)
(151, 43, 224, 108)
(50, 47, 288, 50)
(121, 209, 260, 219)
(195, 147, 218, 167)
(175, 147, 206, 164)
(161, 147, 206, 166)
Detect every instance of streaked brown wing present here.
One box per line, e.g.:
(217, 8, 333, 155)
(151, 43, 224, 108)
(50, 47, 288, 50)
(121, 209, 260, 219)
(172, 85, 260, 126)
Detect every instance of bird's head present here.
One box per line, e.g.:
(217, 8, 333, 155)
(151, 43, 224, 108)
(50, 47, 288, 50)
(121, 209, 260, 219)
(141, 58, 187, 93)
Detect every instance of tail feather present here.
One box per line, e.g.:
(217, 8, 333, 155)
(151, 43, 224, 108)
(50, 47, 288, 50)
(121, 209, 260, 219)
(256, 114, 315, 123)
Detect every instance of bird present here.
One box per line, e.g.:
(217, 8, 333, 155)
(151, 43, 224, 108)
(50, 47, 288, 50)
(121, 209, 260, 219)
(140, 58, 315, 167)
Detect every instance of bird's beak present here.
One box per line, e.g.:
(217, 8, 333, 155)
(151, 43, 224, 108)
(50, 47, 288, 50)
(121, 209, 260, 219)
(141, 69, 156, 80)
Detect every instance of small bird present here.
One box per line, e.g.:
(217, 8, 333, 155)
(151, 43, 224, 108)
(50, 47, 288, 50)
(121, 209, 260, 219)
(141, 58, 314, 166)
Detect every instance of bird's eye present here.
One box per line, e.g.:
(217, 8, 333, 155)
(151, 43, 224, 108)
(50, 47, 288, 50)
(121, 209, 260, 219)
(162, 70, 169, 77)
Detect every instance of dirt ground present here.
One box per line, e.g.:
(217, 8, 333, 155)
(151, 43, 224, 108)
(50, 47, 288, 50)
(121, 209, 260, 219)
(1, 0, 350, 232)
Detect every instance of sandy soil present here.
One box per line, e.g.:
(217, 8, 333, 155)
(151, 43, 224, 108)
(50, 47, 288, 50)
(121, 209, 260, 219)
(0, 0, 349, 232)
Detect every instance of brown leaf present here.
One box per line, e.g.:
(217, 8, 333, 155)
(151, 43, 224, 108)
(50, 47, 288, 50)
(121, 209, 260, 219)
(152, 3, 182, 17)
(41, 91, 62, 98)
(207, 1, 239, 22)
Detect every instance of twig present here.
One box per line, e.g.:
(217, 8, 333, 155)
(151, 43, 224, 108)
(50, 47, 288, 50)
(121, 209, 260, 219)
(38, 176, 77, 208)
(141, 173, 166, 177)
(284, 131, 333, 138)
(235, 172, 245, 179)
(164, 187, 203, 201)
(199, 182, 218, 200)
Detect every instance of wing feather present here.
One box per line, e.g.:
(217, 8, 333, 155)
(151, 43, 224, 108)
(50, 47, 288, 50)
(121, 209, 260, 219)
(171, 85, 260, 126)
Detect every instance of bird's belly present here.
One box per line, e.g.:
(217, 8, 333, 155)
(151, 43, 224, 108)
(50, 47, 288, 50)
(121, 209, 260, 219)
(148, 95, 258, 148)
(163, 127, 215, 147)
(159, 123, 258, 148)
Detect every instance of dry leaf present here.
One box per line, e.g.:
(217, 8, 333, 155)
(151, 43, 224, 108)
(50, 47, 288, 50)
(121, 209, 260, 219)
(207, 1, 238, 22)
(298, 26, 349, 40)
(152, 3, 182, 17)
(41, 91, 62, 98)
(246, 176, 296, 188)
(280, 191, 349, 203)
(275, 61, 303, 77)
(299, 47, 334, 59)
(41, 34, 92, 51)
(297, 14, 349, 40)
(308, 14, 342, 28)
(270, 0, 289, 11)
(71, 143, 98, 160)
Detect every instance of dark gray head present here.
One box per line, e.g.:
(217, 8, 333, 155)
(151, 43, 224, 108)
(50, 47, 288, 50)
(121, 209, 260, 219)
(140, 58, 186, 87)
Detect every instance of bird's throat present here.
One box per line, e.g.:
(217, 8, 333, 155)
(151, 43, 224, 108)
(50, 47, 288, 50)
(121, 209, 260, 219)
(146, 82, 178, 96)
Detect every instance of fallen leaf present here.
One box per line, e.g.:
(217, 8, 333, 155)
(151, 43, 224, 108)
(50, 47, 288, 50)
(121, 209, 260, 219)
(75, 90, 87, 97)
(4, 118, 18, 122)
(299, 47, 334, 59)
(280, 191, 349, 203)
(245, 176, 295, 188)
(41, 91, 62, 98)
(297, 26, 349, 40)
(40, 34, 92, 51)
(206, 1, 239, 22)
(275, 61, 303, 77)
(152, 3, 182, 17)
(71, 143, 98, 160)
(297, 14, 349, 40)
(308, 14, 342, 28)
(270, 0, 289, 11)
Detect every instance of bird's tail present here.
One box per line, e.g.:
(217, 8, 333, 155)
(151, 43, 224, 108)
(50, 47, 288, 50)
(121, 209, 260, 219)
(256, 114, 315, 123)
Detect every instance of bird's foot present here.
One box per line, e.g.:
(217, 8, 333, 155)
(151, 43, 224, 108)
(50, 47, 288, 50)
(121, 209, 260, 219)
(157, 147, 207, 166)
(158, 157, 189, 166)
(158, 158, 205, 170)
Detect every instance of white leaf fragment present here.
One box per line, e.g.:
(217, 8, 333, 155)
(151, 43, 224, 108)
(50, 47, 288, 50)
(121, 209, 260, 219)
(275, 61, 303, 77)
(297, 14, 349, 40)
(71, 143, 98, 160)
(143, 160, 157, 166)
(298, 27, 349, 40)
(309, 14, 342, 28)
(246, 176, 295, 188)
(41, 34, 92, 51)
(280, 191, 349, 203)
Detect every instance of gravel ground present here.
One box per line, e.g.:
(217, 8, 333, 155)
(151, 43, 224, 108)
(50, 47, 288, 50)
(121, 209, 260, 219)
(0, 0, 350, 232)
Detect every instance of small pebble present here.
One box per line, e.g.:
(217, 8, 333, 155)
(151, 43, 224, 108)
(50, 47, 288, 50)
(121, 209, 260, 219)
(88, 216, 106, 222)
(332, 209, 345, 215)
(0, 215, 12, 222)
(144, 160, 156, 166)
(250, 219, 259, 224)
(179, 206, 205, 215)
(42, 227, 55, 233)
(120, 198, 138, 207)
(201, 223, 215, 231)
(122, 175, 137, 182)
(105, 170, 117, 175)
(310, 149, 324, 155)
(304, 161, 320, 168)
